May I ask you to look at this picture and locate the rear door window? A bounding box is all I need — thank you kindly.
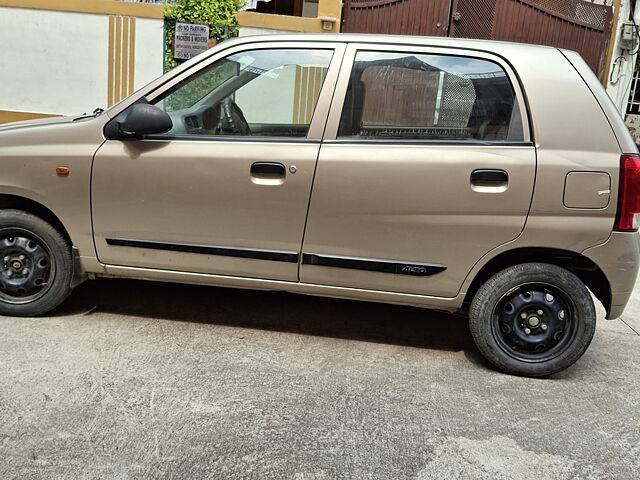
[338,51,523,142]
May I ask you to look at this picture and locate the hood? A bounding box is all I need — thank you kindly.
[0,115,77,133]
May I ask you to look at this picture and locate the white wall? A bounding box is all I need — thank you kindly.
[605,1,640,114]
[134,17,165,90]
[0,7,163,116]
[0,8,108,115]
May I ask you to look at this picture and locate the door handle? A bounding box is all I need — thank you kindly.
[250,162,286,185]
[471,169,508,184]
[250,162,286,177]
[470,169,508,193]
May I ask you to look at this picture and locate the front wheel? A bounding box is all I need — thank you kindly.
[469,263,596,377]
[0,210,73,316]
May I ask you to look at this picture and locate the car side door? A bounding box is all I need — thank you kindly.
[300,43,536,297]
[92,41,344,282]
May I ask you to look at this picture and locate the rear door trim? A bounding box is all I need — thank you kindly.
[302,253,447,276]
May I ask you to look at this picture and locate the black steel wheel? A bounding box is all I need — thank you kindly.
[492,283,578,363]
[0,210,73,316]
[0,230,55,304]
[469,263,596,377]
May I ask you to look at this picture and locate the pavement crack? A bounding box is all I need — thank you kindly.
[620,317,640,336]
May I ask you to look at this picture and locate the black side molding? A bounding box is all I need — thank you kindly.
[105,239,447,275]
[302,254,446,277]
[106,238,299,263]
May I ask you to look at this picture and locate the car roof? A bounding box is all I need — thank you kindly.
[227,32,558,54]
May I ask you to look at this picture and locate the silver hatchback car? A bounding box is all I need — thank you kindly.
[0,34,638,376]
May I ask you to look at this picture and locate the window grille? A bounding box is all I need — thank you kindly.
[627,61,640,115]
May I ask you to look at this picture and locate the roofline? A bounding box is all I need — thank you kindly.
[104,32,561,120]
[227,33,559,53]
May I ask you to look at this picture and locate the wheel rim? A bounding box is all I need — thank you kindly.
[0,228,55,305]
[491,282,578,363]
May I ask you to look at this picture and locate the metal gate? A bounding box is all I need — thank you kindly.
[449,0,613,76]
[341,0,452,36]
[342,0,613,76]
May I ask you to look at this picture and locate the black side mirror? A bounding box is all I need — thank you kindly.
[104,102,173,140]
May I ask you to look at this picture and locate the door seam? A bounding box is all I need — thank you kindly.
[296,44,348,281]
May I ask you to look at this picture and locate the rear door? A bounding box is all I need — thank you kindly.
[300,43,535,297]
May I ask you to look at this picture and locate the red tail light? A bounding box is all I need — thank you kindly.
[614,154,640,232]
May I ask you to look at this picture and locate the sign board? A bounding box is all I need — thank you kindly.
[174,22,210,60]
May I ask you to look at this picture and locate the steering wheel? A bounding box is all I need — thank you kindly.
[216,97,251,136]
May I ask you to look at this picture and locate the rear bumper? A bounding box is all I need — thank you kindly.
[583,232,640,319]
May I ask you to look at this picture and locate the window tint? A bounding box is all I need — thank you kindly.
[153,49,333,138]
[338,51,523,142]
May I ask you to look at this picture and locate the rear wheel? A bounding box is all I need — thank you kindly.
[469,263,596,377]
[0,210,73,316]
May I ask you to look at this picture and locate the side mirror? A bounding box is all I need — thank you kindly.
[104,103,172,140]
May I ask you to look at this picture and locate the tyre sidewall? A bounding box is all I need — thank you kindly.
[469,263,596,377]
[0,210,72,316]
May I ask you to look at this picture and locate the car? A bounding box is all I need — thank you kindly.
[1,34,638,376]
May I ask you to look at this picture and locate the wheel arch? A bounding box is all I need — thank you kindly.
[0,194,73,246]
[462,247,611,316]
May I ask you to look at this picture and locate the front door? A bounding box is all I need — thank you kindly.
[92,43,343,281]
[300,44,536,297]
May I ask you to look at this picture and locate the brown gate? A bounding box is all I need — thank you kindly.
[449,0,613,76]
[341,0,452,36]
[341,0,613,77]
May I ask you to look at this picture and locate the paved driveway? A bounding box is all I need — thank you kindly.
[1,277,639,479]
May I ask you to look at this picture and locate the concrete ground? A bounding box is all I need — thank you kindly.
[0,277,639,480]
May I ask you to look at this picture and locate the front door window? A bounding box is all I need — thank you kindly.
[152,49,333,138]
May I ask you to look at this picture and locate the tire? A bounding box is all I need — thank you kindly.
[0,209,73,316]
[469,263,596,377]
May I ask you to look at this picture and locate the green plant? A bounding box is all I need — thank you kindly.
[163,0,245,71]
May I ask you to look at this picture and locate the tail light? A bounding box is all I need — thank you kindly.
[614,154,640,232]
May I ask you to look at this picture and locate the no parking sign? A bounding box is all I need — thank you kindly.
[174,22,210,60]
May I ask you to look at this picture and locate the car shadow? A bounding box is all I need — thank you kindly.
[54,277,487,365]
